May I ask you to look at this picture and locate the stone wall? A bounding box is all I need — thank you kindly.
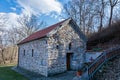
[18,38,48,76]
[85,52,102,63]
[47,24,86,75]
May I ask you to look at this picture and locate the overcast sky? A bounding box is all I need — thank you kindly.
[0,0,70,29]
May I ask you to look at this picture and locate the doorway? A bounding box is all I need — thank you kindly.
[66,53,73,70]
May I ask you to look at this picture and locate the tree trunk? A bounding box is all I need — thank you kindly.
[99,15,103,32]
[1,49,6,64]
[10,47,14,63]
[109,7,113,27]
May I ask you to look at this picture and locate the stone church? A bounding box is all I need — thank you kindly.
[17,18,87,77]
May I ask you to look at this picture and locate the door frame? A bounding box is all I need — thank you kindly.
[66,53,73,70]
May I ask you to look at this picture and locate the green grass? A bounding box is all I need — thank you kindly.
[0,63,28,80]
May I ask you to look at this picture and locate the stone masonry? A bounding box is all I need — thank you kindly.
[47,23,86,75]
[18,39,48,76]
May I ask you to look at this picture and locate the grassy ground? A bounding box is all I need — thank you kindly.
[0,63,28,80]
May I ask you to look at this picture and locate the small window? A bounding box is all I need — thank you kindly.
[23,49,25,56]
[32,49,34,57]
[69,43,72,50]
[56,45,59,49]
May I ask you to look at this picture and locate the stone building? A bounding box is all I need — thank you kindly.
[17,18,87,77]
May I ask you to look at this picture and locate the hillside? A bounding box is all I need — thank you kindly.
[93,53,120,80]
[87,20,120,50]
[86,20,120,80]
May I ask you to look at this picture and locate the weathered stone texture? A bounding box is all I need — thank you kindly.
[47,24,86,75]
[18,39,48,76]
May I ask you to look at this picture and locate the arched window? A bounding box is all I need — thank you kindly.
[69,42,72,50]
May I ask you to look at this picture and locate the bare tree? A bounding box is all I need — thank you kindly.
[0,14,46,64]
[0,15,7,64]
[64,0,98,35]
[109,0,119,27]
[97,0,107,32]
[17,14,46,39]
[0,15,8,32]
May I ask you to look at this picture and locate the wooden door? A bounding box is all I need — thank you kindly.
[66,53,72,70]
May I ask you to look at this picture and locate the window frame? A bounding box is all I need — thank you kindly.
[32,49,34,57]
[23,49,25,56]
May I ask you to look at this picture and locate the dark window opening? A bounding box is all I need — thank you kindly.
[59,25,62,27]
[32,49,34,57]
[56,45,59,49]
[23,50,25,56]
[69,43,72,50]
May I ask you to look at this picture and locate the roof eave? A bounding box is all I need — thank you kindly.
[17,36,47,45]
